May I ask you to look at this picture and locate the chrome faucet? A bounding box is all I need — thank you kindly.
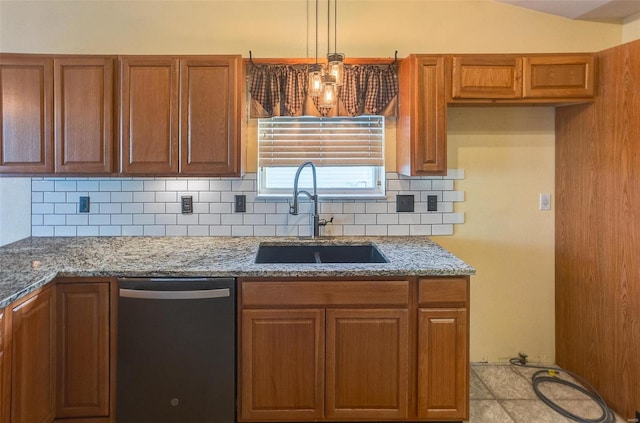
[289,161,332,238]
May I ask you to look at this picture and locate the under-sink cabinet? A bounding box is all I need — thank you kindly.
[238,276,470,422]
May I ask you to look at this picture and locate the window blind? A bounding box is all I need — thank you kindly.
[258,116,384,167]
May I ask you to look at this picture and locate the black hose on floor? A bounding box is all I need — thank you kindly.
[509,357,617,423]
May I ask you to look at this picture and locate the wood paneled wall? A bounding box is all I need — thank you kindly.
[556,39,640,419]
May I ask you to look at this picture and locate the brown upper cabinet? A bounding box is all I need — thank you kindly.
[119,55,244,176]
[449,54,595,103]
[0,54,114,175]
[54,57,114,174]
[397,55,447,176]
[0,55,54,174]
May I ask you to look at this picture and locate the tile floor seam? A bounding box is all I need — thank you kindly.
[471,365,501,399]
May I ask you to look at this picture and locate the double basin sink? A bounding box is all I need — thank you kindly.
[255,243,388,264]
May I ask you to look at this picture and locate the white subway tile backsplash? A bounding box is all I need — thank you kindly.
[77,226,100,236]
[432,224,454,236]
[30,172,465,238]
[54,181,76,191]
[188,180,210,192]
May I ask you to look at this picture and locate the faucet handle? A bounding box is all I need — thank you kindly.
[318,216,334,227]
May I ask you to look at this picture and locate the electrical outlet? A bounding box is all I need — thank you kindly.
[235,195,246,213]
[79,196,90,213]
[427,195,438,212]
[181,196,193,214]
[396,195,414,212]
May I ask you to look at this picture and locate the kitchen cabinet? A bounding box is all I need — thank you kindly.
[0,54,53,174]
[325,309,409,420]
[120,55,243,176]
[0,309,7,423]
[241,309,325,421]
[120,56,179,174]
[54,57,114,174]
[55,280,111,419]
[0,54,115,175]
[397,55,447,176]
[450,55,522,99]
[417,278,469,420]
[9,286,55,423]
[239,279,410,421]
[449,54,595,103]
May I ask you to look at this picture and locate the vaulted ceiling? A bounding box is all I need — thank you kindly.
[494,0,640,20]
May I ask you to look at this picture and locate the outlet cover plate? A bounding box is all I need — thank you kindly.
[79,196,90,213]
[427,195,438,212]
[235,195,246,213]
[181,196,193,214]
[396,195,414,213]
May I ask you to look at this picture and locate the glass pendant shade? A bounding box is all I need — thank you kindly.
[319,74,337,108]
[327,53,345,86]
[308,64,324,97]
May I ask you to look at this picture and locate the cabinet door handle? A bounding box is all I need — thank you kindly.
[119,288,230,300]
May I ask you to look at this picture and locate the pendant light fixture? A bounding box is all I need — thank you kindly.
[308,0,323,97]
[327,0,344,86]
[319,74,337,108]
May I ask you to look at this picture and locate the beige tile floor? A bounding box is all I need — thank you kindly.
[469,364,628,423]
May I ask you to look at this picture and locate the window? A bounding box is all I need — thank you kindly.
[257,116,385,198]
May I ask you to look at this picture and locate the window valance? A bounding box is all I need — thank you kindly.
[249,63,398,118]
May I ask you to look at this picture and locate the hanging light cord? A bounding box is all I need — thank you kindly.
[334,0,338,54]
[509,356,616,423]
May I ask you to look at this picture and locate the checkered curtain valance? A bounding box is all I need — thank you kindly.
[249,63,397,118]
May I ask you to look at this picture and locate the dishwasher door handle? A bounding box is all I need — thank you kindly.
[119,288,231,300]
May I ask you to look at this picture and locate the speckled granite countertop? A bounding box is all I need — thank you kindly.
[0,236,475,308]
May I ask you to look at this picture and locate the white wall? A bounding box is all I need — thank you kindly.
[0,178,31,246]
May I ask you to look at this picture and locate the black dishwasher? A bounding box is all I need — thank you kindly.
[117,277,235,423]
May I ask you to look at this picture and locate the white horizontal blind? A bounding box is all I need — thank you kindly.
[258,116,384,167]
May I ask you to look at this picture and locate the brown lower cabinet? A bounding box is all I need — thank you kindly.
[9,285,56,423]
[239,276,469,422]
[1,278,114,423]
[55,280,111,419]
[0,308,8,423]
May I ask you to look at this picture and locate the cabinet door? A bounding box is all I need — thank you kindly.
[0,55,53,174]
[0,309,7,423]
[54,57,114,174]
[523,55,595,98]
[451,55,522,99]
[180,56,242,176]
[397,55,446,176]
[325,309,409,420]
[120,57,179,174]
[418,308,468,420]
[241,309,324,421]
[11,287,55,423]
[56,282,110,418]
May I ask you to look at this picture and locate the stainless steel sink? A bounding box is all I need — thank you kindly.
[254,243,388,264]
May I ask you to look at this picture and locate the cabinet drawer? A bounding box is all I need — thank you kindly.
[418,278,468,306]
[242,280,409,307]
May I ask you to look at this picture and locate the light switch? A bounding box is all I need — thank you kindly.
[539,193,551,210]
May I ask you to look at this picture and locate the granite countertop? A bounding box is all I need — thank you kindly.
[0,236,475,308]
